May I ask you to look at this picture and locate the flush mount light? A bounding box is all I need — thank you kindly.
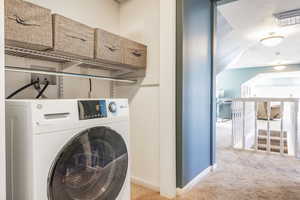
[274,65,287,71]
[260,35,284,47]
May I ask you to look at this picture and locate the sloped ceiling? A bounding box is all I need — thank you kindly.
[217,0,300,70]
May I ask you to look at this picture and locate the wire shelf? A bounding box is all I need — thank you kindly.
[5,46,144,79]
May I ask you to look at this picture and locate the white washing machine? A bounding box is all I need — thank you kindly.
[5,99,130,200]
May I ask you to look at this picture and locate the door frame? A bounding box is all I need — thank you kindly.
[159,0,177,198]
[1,0,6,199]
[159,0,218,198]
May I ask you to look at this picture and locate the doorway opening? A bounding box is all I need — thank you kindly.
[214,0,300,198]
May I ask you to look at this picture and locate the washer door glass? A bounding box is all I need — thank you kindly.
[48,126,128,200]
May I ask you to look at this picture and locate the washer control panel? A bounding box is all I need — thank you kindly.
[78,100,107,120]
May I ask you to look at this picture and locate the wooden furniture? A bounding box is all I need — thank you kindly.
[52,14,94,59]
[5,0,53,50]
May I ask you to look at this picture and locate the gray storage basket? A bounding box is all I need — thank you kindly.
[52,14,94,59]
[122,39,147,69]
[95,28,123,64]
[5,0,53,50]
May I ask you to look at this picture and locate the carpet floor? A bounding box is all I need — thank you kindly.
[131,121,300,200]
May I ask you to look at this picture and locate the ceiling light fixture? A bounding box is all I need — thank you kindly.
[260,35,284,47]
[274,65,287,71]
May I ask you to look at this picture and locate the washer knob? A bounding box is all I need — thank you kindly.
[109,102,117,113]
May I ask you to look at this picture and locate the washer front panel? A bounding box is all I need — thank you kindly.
[48,126,128,200]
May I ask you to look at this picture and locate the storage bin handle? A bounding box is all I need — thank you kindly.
[130,48,143,57]
[104,44,120,52]
[8,15,40,27]
[65,34,87,42]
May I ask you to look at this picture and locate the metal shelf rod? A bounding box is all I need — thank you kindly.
[5,66,137,84]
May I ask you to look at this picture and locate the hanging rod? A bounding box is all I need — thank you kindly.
[5,66,137,84]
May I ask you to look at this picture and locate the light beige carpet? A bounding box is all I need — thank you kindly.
[131,121,300,200]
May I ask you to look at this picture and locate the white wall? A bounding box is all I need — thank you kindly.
[0,0,6,198]
[5,0,120,99]
[117,0,161,190]
[116,85,160,190]
[119,0,160,85]
[27,0,120,33]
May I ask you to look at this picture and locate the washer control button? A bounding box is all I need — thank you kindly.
[109,102,117,113]
[36,104,43,110]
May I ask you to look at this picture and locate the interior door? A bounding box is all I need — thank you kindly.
[48,126,128,200]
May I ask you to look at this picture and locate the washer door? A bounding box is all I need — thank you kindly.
[48,126,128,200]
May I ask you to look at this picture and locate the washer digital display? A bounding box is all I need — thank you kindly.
[78,100,107,120]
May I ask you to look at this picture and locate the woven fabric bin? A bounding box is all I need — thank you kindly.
[122,39,147,69]
[95,28,123,64]
[5,0,53,50]
[52,14,94,59]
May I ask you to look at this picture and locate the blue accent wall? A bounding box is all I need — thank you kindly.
[217,65,300,98]
[176,0,214,188]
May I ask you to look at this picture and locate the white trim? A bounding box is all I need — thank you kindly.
[0,0,6,199]
[131,177,160,192]
[212,163,218,171]
[176,165,214,195]
[159,0,177,199]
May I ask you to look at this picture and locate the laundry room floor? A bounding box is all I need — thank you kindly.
[131,121,300,200]
[131,184,168,200]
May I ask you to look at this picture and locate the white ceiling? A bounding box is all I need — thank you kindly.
[217,0,300,69]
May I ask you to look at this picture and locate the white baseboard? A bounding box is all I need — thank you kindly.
[176,165,215,195]
[131,177,160,192]
[212,163,217,171]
